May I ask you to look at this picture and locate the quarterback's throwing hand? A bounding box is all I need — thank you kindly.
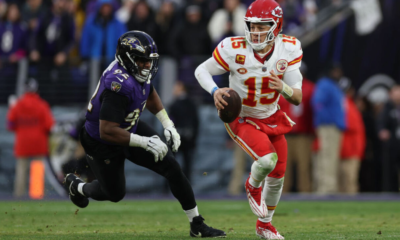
[164,125,181,152]
[213,87,233,111]
[268,70,283,92]
[146,135,168,162]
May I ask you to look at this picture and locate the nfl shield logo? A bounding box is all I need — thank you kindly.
[111,81,122,92]
[262,67,267,72]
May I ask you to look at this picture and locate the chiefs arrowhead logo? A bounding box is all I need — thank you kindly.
[237,68,248,74]
[272,6,283,18]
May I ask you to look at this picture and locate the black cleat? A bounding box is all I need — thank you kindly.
[190,215,226,238]
[64,173,89,208]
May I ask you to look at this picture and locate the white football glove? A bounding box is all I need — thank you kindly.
[129,134,168,162]
[164,124,181,152]
[155,109,181,152]
[145,135,168,162]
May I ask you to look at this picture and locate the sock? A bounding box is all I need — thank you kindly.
[184,206,199,222]
[78,183,86,196]
[249,173,263,188]
[259,177,284,223]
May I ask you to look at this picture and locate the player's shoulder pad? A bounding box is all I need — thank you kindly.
[277,34,302,53]
[103,68,134,97]
[218,36,248,53]
[213,36,247,71]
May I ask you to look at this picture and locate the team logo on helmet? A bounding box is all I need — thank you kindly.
[111,81,122,92]
[272,6,283,18]
[121,37,145,53]
[276,59,288,73]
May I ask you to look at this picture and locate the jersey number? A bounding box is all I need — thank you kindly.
[242,76,283,107]
[282,34,296,45]
[125,102,146,130]
[124,109,140,130]
[231,37,246,49]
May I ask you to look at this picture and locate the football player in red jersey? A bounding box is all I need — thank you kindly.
[196,0,304,238]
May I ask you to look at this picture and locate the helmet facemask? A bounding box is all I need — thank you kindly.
[117,52,159,83]
[244,20,277,51]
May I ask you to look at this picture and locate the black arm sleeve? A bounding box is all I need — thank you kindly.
[99,89,130,123]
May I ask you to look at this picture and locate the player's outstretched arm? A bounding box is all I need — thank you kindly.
[146,88,181,152]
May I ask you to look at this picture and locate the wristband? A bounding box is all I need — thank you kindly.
[211,86,219,97]
[129,133,146,148]
[155,109,174,128]
[280,81,294,99]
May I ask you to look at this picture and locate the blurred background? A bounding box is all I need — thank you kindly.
[0,0,399,199]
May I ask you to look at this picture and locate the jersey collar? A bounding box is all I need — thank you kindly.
[253,44,275,64]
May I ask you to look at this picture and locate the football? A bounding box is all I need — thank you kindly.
[218,89,242,123]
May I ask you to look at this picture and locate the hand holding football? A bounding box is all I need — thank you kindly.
[218,89,242,123]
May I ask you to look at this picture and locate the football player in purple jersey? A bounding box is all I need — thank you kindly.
[64,31,226,238]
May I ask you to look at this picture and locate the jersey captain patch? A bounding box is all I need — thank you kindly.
[236,54,246,65]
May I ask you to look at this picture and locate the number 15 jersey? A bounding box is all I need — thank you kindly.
[213,34,303,119]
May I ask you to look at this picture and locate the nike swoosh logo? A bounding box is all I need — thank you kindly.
[267,124,277,128]
[116,76,124,82]
[190,231,202,237]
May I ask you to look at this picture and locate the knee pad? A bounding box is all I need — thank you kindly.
[266,177,284,191]
[254,153,278,175]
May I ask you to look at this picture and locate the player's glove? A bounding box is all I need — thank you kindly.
[164,123,181,152]
[129,134,168,162]
[155,109,181,152]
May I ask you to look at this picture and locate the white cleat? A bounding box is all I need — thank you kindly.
[256,220,284,239]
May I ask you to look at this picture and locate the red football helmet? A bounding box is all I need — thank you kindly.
[244,0,284,51]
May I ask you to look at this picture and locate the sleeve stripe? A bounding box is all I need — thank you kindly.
[288,54,303,66]
[213,48,230,71]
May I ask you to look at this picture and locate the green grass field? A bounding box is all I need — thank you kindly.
[0,200,399,239]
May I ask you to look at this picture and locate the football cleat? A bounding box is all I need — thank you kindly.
[190,215,226,238]
[245,175,268,218]
[256,220,284,239]
[64,173,89,208]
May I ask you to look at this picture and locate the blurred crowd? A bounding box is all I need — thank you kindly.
[0,0,327,104]
[4,0,399,197]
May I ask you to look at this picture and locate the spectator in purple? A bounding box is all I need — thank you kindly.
[29,0,75,104]
[0,3,28,102]
[21,0,48,36]
[80,0,126,66]
[29,0,75,66]
[280,0,304,32]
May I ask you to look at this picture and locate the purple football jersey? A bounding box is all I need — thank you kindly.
[85,60,151,144]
